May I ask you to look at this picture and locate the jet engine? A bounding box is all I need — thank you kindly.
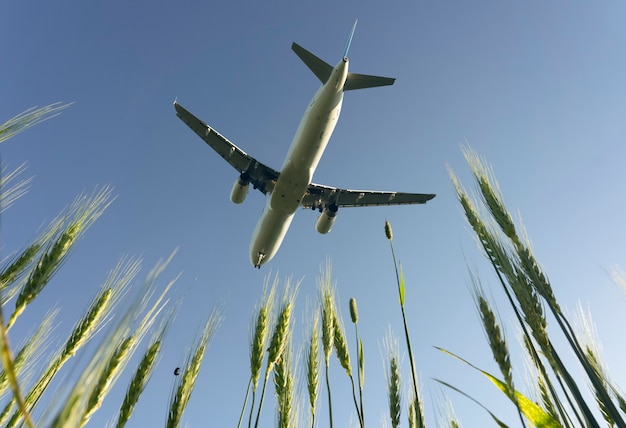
[230,174,250,204]
[316,203,338,234]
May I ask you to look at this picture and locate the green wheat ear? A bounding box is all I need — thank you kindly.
[167,309,221,428]
[385,219,393,241]
[0,309,57,396]
[0,103,71,144]
[251,276,277,388]
[305,310,320,426]
[0,163,32,214]
[8,186,115,329]
[115,326,166,428]
[253,280,297,428]
[349,298,358,324]
[2,258,140,428]
[384,332,402,428]
[239,275,278,428]
[273,329,295,428]
[332,310,351,378]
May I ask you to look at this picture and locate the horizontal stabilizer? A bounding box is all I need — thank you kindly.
[344,72,395,91]
[292,42,332,84]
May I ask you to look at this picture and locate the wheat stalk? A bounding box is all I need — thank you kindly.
[50,254,173,428]
[2,258,139,428]
[114,334,163,428]
[451,148,621,427]
[166,309,221,428]
[8,186,115,329]
[82,255,179,427]
[0,163,32,214]
[273,330,294,428]
[319,265,335,428]
[254,281,296,428]
[81,335,135,426]
[384,333,401,428]
[240,276,277,428]
[384,220,425,427]
[0,309,57,399]
[332,308,362,426]
[0,103,71,144]
[349,297,365,425]
[305,310,320,427]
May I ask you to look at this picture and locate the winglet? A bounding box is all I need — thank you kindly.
[343,19,358,59]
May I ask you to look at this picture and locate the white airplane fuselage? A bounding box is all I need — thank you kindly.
[249,58,349,267]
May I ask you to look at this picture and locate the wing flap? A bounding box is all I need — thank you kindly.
[174,102,280,194]
[303,183,435,208]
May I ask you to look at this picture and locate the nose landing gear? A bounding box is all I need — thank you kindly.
[253,252,266,269]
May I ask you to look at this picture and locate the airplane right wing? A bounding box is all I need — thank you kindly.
[174,102,280,194]
[302,183,435,209]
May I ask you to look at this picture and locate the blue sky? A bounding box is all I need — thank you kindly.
[3,1,626,426]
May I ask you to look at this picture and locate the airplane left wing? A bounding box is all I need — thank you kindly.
[174,102,280,194]
[302,183,435,209]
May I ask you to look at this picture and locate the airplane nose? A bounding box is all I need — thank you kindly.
[252,252,266,269]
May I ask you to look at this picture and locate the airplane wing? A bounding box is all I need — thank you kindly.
[302,183,435,209]
[174,101,280,194]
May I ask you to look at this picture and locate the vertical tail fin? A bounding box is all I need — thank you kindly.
[343,19,358,59]
[292,19,395,91]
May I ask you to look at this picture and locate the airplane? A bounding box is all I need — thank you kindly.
[174,21,435,268]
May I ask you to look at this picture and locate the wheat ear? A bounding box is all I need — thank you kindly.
[166,309,221,428]
[319,264,335,428]
[384,333,401,428]
[305,310,320,427]
[254,280,296,428]
[8,186,114,329]
[241,275,277,428]
[0,103,72,143]
[273,330,294,428]
[2,258,139,428]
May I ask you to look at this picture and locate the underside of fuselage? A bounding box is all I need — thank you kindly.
[174,25,417,269]
[248,59,349,268]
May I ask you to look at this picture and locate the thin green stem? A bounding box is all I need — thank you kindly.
[253,373,269,428]
[237,378,251,428]
[325,361,333,428]
[388,240,420,420]
[354,324,364,426]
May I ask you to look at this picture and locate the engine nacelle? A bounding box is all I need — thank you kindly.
[316,204,338,234]
[230,176,250,204]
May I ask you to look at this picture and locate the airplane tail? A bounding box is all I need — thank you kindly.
[291,42,333,85]
[291,21,395,91]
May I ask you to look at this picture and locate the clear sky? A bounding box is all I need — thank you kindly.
[3,1,626,426]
